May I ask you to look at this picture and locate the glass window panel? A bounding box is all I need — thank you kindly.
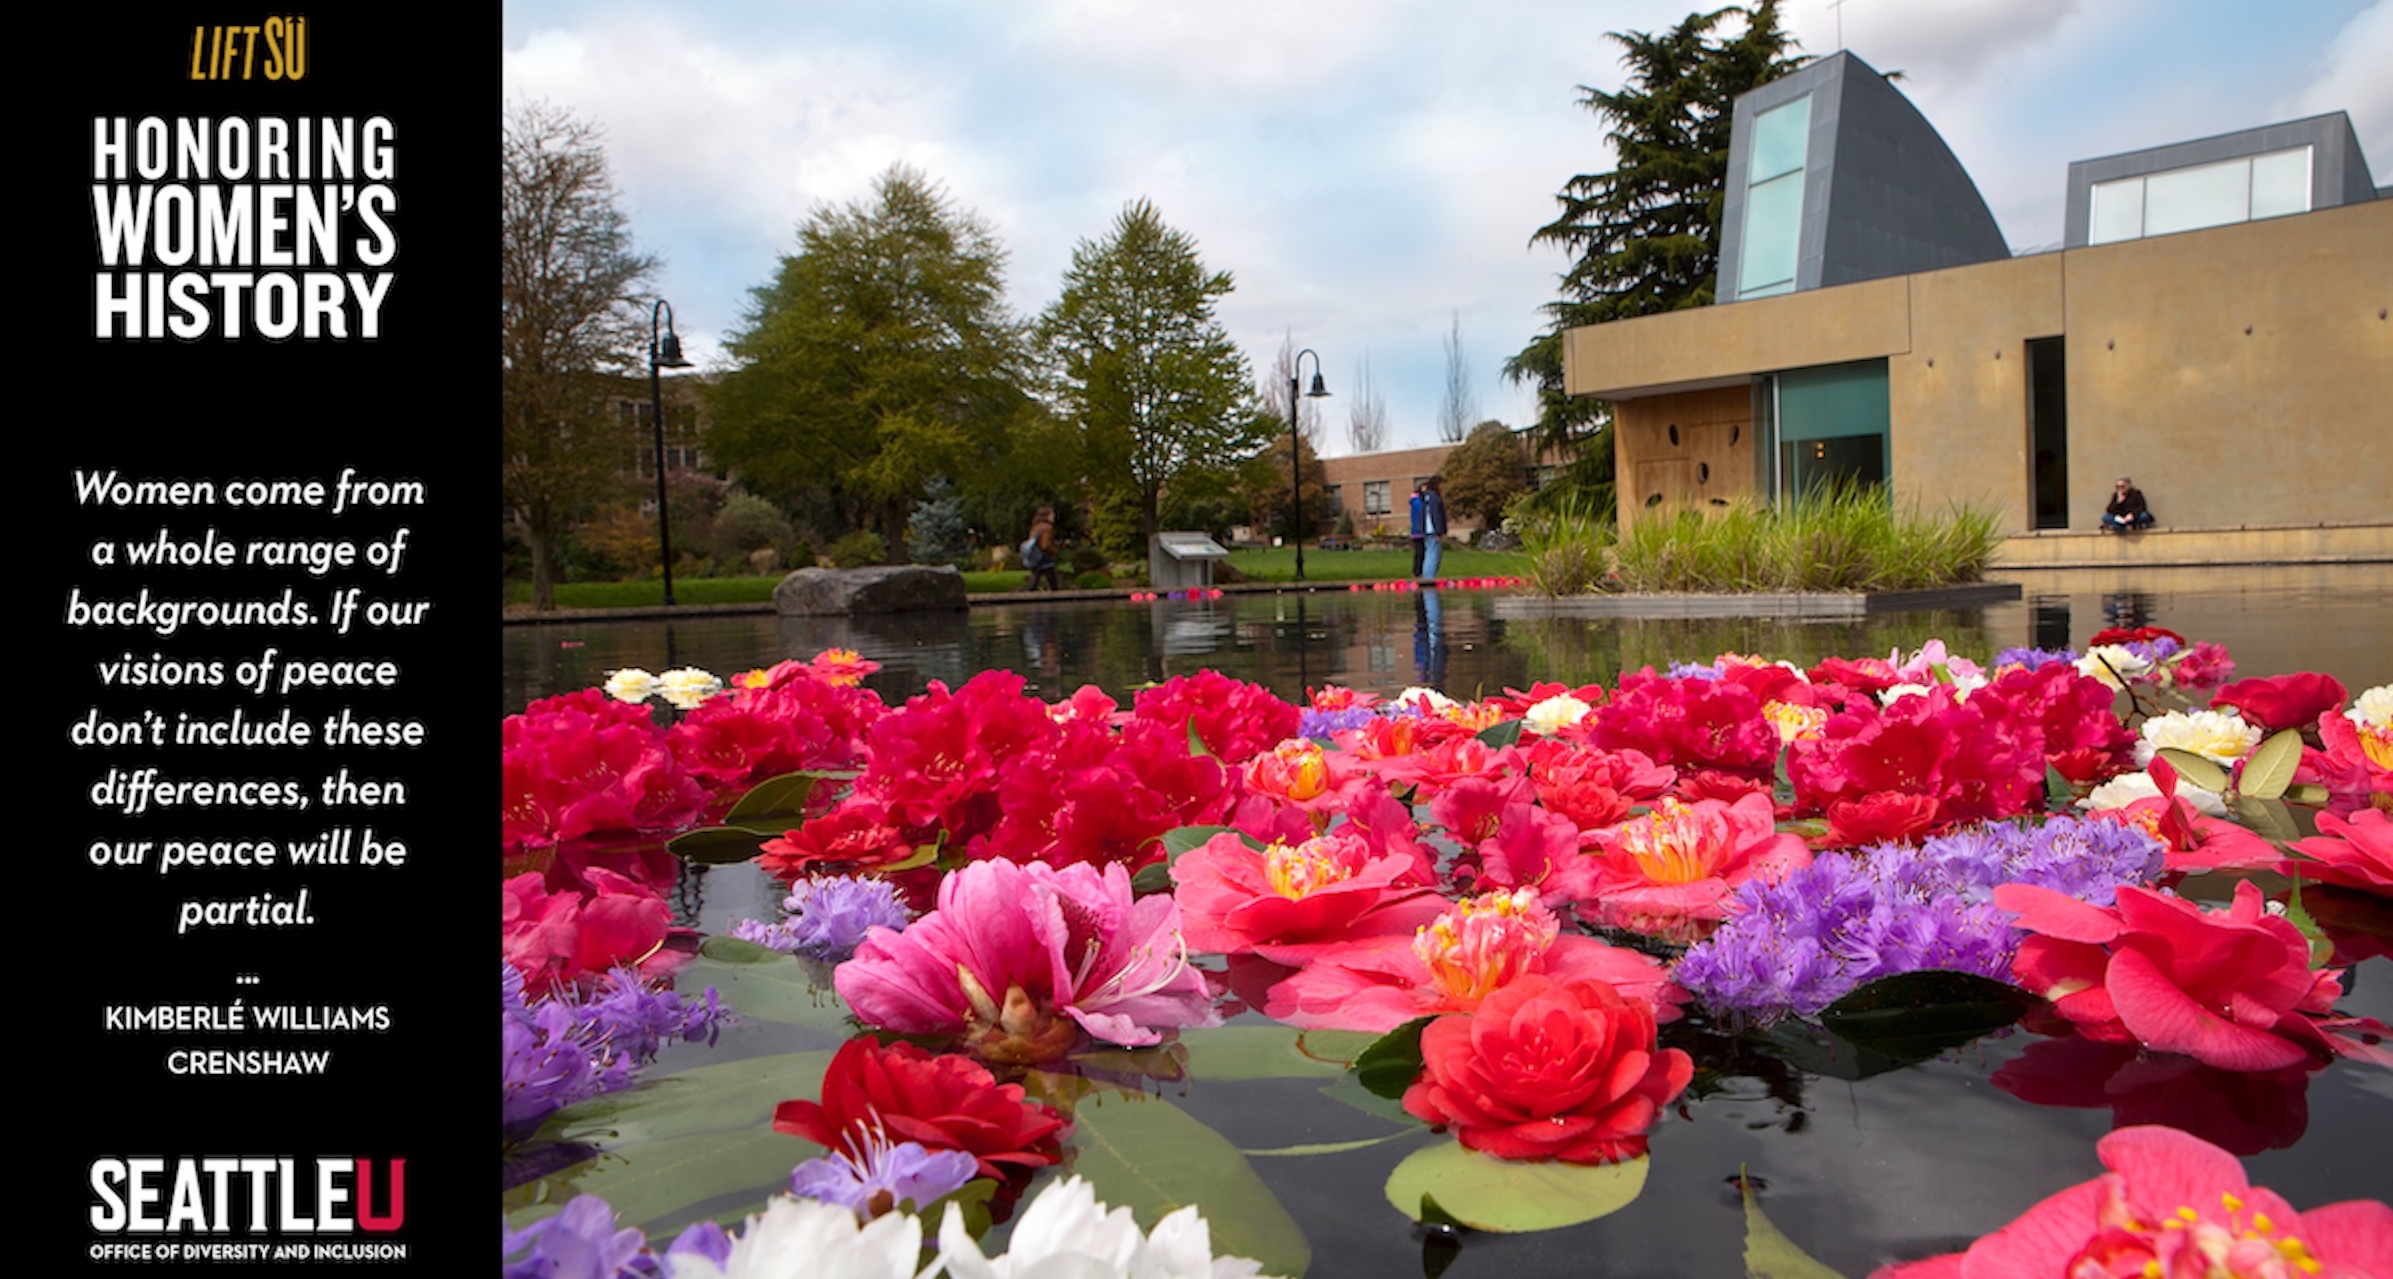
[2089,178,2145,245]
[2251,146,2311,219]
[1748,96,1811,182]
[1738,172,1804,296]
[2144,157,2250,237]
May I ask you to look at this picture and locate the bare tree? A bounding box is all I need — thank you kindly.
[1346,351,1388,454]
[1437,311,1476,444]
[501,101,658,609]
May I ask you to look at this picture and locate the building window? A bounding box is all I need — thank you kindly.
[1737,95,1811,299]
[1363,480,1391,515]
[2088,146,2311,245]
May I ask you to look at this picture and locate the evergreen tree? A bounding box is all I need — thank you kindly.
[905,476,971,565]
[1505,4,1805,508]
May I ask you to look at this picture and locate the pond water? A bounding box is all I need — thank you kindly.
[502,565,2393,1277]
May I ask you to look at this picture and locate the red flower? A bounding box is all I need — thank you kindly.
[772,1037,1068,1187]
[501,868,673,995]
[1402,975,1692,1164]
[1132,670,1299,765]
[502,690,708,852]
[1871,1125,2391,1279]
[1591,671,1781,782]
[2212,672,2348,733]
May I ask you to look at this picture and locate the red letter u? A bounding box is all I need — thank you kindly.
[354,1159,404,1232]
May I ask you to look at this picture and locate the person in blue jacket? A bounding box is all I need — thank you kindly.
[1418,476,1448,581]
[1407,481,1428,578]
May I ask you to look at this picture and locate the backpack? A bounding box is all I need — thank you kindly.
[1020,533,1045,568]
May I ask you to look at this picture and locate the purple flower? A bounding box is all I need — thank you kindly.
[1296,706,1382,738]
[1992,646,2077,672]
[1665,660,1726,681]
[502,966,727,1134]
[778,876,913,962]
[788,1130,978,1219]
[502,1195,647,1279]
[1673,817,2162,1020]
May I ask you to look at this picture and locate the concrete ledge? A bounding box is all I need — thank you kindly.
[1494,581,2020,620]
[1995,522,2392,570]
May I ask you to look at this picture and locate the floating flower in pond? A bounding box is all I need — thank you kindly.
[1172,829,1442,962]
[1242,738,1368,814]
[733,875,912,962]
[1762,699,1827,745]
[503,869,676,995]
[1264,889,1683,1034]
[935,1175,1288,1279]
[2077,643,2154,691]
[1868,1125,2392,1279]
[773,1037,1067,1200]
[2281,808,2393,897]
[1402,974,1693,1165]
[1578,794,1811,921]
[657,666,724,710]
[667,1191,928,1279]
[2137,708,2264,767]
[502,1194,650,1278]
[787,1128,977,1221]
[1523,691,1595,736]
[1525,741,1674,836]
[1134,670,1300,765]
[834,858,1215,1060]
[1592,671,1781,782]
[809,647,879,687]
[603,667,661,704]
[503,689,709,852]
[2001,879,2368,1071]
[2212,671,2348,733]
[502,965,722,1135]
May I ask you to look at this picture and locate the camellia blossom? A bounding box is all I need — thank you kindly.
[1523,692,1595,736]
[2281,808,2393,896]
[1577,794,1812,921]
[2077,643,2154,691]
[1402,974,1693,1165]
[935,1175,1287,1279]
[1172,829,1443,962]
[773,1037,1068,1193]
[2001,879,2366,1071]
[2136,708,2264,768]
[835,858,1216,1061]
[1869,1125,2392,1279]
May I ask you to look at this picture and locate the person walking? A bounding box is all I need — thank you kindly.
[1022,506,1061,590]
[1418,476,1449,582]
[1407,480,1428,578]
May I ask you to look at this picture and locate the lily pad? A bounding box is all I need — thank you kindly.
[1383,1141,1647,1232]
[1816,971,2037,1062]
[1069,1093,1311,1277]
[1174,1025,1357,1081]
[1743,1174,1849,1278]
[673,949,855,1032]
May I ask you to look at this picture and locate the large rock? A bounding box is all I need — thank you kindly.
[773,565,968,616]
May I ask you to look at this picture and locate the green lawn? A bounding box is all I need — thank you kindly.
[504,546,1532,610]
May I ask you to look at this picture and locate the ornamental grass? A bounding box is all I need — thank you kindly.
[1540,486,2002,595]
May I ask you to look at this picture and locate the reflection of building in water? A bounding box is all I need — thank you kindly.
[1558,50,2386,545]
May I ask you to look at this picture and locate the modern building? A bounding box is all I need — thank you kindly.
[1562,51,2390,549]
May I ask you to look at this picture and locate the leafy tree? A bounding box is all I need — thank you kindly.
[501,102,658,609]
[709,166,1036,556]
[1505,3,1804,507]
[1437,313,1476,444]
[1440,420,1531,525]
[1041,200,1267,544]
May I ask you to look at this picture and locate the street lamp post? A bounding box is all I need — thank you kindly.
[648,299,693,605]
[1288,348,1330,583]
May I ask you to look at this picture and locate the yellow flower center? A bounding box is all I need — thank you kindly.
[1264,837,1356,900]
[1412,889,1557,1005]
[1762,700,1827,745]
[2360,722,2393,771]
[1614,799,1733,886]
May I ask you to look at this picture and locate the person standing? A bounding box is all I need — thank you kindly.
[1023,506,1061,590]
[1407,480,1428,578]
[1419,476,1449,581]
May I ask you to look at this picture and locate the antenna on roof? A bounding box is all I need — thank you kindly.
[1826,0,1849,52]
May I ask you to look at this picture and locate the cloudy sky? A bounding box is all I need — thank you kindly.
[503,0,2390,454]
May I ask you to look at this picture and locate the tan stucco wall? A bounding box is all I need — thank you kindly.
[1566,200,2393,534]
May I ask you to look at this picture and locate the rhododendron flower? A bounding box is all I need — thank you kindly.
[503,869,674,994]
[835,859,1215,1060]
[1263,889,1683,1033]
[759,799,916,881]
[1172,829,1443,961]
[1309,684,1379,711]
[1578,794,1811,920]
[503,690,710,852]
[2001,880,2365,1071]
[773,1037,1067,1191]
[2136,708,2263,767]
[1592,671,1781,781]
[2212,671,2347,733]
[1869,1125,2391,1279]
[2281,808,2393,896]
[1789,686,2045,842]
[1402,975,1693,1165]
[1134,670,1300,765]
[1975,661,2137,784]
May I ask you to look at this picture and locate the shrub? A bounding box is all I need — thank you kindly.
[826,529,888,569]
[1069,545,1108,575]
[711,492,795,572]
[1074,570,1116,590]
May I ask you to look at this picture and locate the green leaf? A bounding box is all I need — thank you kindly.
[1070,1094,1310,1278]
[2045,764,2074,809]
[1161,825,1241,862]
[1352,1017,1436,1101]
[726,771,849,825]
[1129,862,1175,897]
[505,1050,835,1237]
[2238,729,2303,801]
[1474,718,1525,749]
[1816,971,2038,1063]
[1743,1172,1849,1278]
[1188,719,1214,758]
[1757,1020,1911,1082]
[667,825,776,864]
[696,936,787,964]
[2155,748,2230,793]
[1173,1025,1356,1081]
[2229,794,2304,843]
[1383,1141,1646,1232]
[2283,877,2335,970]
[2286,784,2331,805]
[672,950,855,1032]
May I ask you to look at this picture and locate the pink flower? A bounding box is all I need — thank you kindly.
[502,690,708,852]
[836,859,1216,1062]
[2212,672,2347,733]
[1132,670,1299,765]
[1242,738,1372,816]
[1262,889,1684,1034]
[2000,880,2360,1071]
[2281,808,2393,896]
[1871,1125,2391,1279]
[1591,671,1781,782]
[1578,794,1811,920]
[1171,829,1443,961]
[502,868,673,995]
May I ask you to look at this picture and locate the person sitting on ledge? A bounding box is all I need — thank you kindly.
[2102,477,2154,532]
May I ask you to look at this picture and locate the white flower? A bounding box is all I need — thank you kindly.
[1522,693,1593,735]
[668,1194,926,1279]
[2351,684,2393,730]
[657,666,724,710]
[1878,682,1937,707]
[604,667,661,703]
[935,1176,1283,1279]
[2134,709,2262,768]
[2075,645,2151,691]
[1393,686,1454,712]
[2079,770,2227,817]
